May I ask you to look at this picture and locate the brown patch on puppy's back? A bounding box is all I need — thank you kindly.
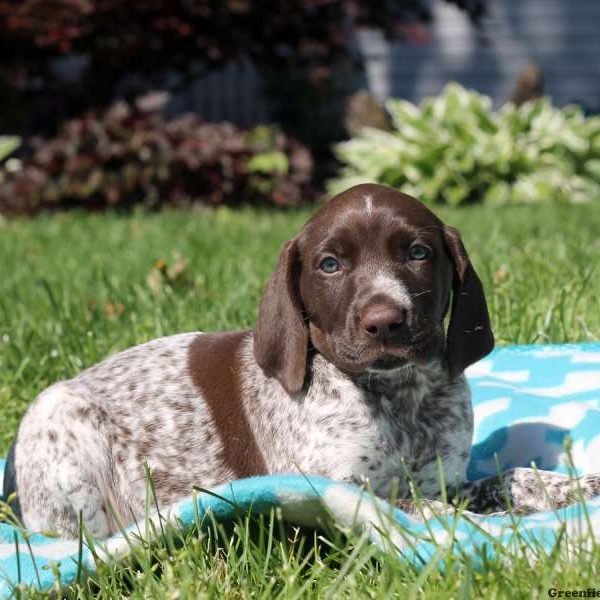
[187,331,268,478]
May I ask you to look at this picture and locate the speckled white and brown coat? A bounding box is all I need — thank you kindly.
[7,184,600,538]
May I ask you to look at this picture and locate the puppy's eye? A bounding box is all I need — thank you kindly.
[319,257,341,274]
[408,244,430,261]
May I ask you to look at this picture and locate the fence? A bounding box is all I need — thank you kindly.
[166,0,600,126]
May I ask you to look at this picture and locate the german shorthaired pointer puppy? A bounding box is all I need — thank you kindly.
[4,184,599,538]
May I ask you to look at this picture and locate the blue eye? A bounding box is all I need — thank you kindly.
[409,244,430,261]
[319,257,341,273]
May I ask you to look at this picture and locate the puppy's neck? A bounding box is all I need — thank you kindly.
[308,350,446,401]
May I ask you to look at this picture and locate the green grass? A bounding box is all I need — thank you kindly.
[1,202,600,597]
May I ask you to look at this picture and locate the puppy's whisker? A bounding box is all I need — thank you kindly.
[410,290,432,299]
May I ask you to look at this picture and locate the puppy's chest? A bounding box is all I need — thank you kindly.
[291,378,472,496]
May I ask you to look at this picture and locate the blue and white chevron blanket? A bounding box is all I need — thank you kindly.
[2,343,600,596]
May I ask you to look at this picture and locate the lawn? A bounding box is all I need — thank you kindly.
[1,202,600,597]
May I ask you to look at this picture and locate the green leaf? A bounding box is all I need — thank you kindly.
[0,136,20,162]
[246,151,289,175]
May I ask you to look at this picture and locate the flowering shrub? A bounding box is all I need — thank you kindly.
[0,100,315,214]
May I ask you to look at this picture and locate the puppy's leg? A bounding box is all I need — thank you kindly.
[453,468,600,514]
[15,382,113,538]
[395,469,600,521]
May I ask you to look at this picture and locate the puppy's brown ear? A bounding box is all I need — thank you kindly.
[444,226,494,377]
[253,239,308,395]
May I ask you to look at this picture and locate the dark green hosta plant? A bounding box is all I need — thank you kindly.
[329,83,600,205]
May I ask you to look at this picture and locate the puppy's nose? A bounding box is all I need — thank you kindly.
[361,303,406,340]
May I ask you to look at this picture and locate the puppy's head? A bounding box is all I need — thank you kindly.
[254,184,494,394]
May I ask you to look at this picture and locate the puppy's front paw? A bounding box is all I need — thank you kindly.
[461,468,600,515]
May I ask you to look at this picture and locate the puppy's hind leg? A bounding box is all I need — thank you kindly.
[15,382,114,538]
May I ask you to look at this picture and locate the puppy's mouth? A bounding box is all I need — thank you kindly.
[363,335,440,373]
[329,329,443,376]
